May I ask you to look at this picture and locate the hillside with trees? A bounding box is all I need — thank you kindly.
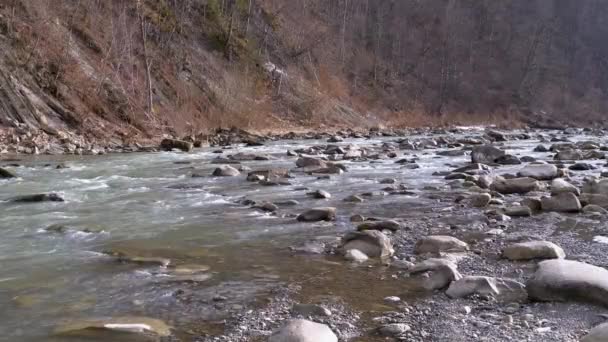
[0,0,607,142]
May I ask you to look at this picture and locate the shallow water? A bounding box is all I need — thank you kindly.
[0,130,604,341]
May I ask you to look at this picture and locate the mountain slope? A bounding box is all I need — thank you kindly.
[0,0,606,144]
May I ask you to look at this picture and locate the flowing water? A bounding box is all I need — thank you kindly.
[0,131,602,341]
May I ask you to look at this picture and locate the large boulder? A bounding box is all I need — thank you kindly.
[446,276,526,302]
[583,178,608,195]
[517,163,558,180]
[582,323,608,342]
[541,193,581,213]
[212,165,241,177]
[527,260,608,306]
[269,319,337,342]
[502,241,565,260]
[297,208,336,222]
[160,138,193,152]
[550,178,580,196]
[490,177,541,194]
[414,236,469,254]
[408,258,462,290]
[341,230,394,259]
[471,145,505,164]
[580,193,608,209]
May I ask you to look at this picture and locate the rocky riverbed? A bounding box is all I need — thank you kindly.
[2,126,608,341]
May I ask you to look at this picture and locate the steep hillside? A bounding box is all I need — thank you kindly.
[0,0,607,147]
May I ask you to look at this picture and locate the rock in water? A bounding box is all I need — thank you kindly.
[502,241,565,260]
[550,178,580,196]
[297,207,337,222]
[0,167,15,178]
[268,319,337,342]
[414,236,469,254]
[490,177,541,194]
[212,165,241,177]
[582,323,608,342]
[408,258,462,290]
[527,259,608,306]
[466,193,492,208]
[160,138,193,152]
[344,249,369,262]
[471,145,505,164]
[54,316,171,338]
[517,163,558,180]
[541,192,581,213]
[11,193,64,203]
[357,220,401,231]
[446,276,526,301]
[341,230,394,259]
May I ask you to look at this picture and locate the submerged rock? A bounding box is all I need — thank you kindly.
[502,241,565,260]
[414,236,469,254]
[297,207,337,222]
[357,220,401,232]
[344,249,369,262]
[11,193,65,203]
[54,316,171,338]
[0,167,15,178]
[269,319,337,342]
[527,259,608,306]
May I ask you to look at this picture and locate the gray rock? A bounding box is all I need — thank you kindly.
[446,276,526,301]
[341,230,394,259]
[495,154,521,165]
[554,149,584,161]
[471,145,505,164]
[414,236,469,254]
[467,193,492,208]
[269,319,337,342]
[297,208,337,222]
[212,165,241,177]
[291,304,332,317]
[502,241,565,260]
[357,220,401,231]
[343,195,364,203]
[533,145,549,152]
[541,193,581,213]
[581,322,608,342]
[583,204,608,214]
[580,193,608,209]
[527,259,608,306]
[570,162,596,171]
[378,323,411,337]
[550,178,580,196]
[54,317,171,338]
[517,164,558,180]
[505,206,532,217]
[0,167,15,178]
[308,189,331,199]
[409,258,462,290]
[490,177,541,194]
[344,249,369,262]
